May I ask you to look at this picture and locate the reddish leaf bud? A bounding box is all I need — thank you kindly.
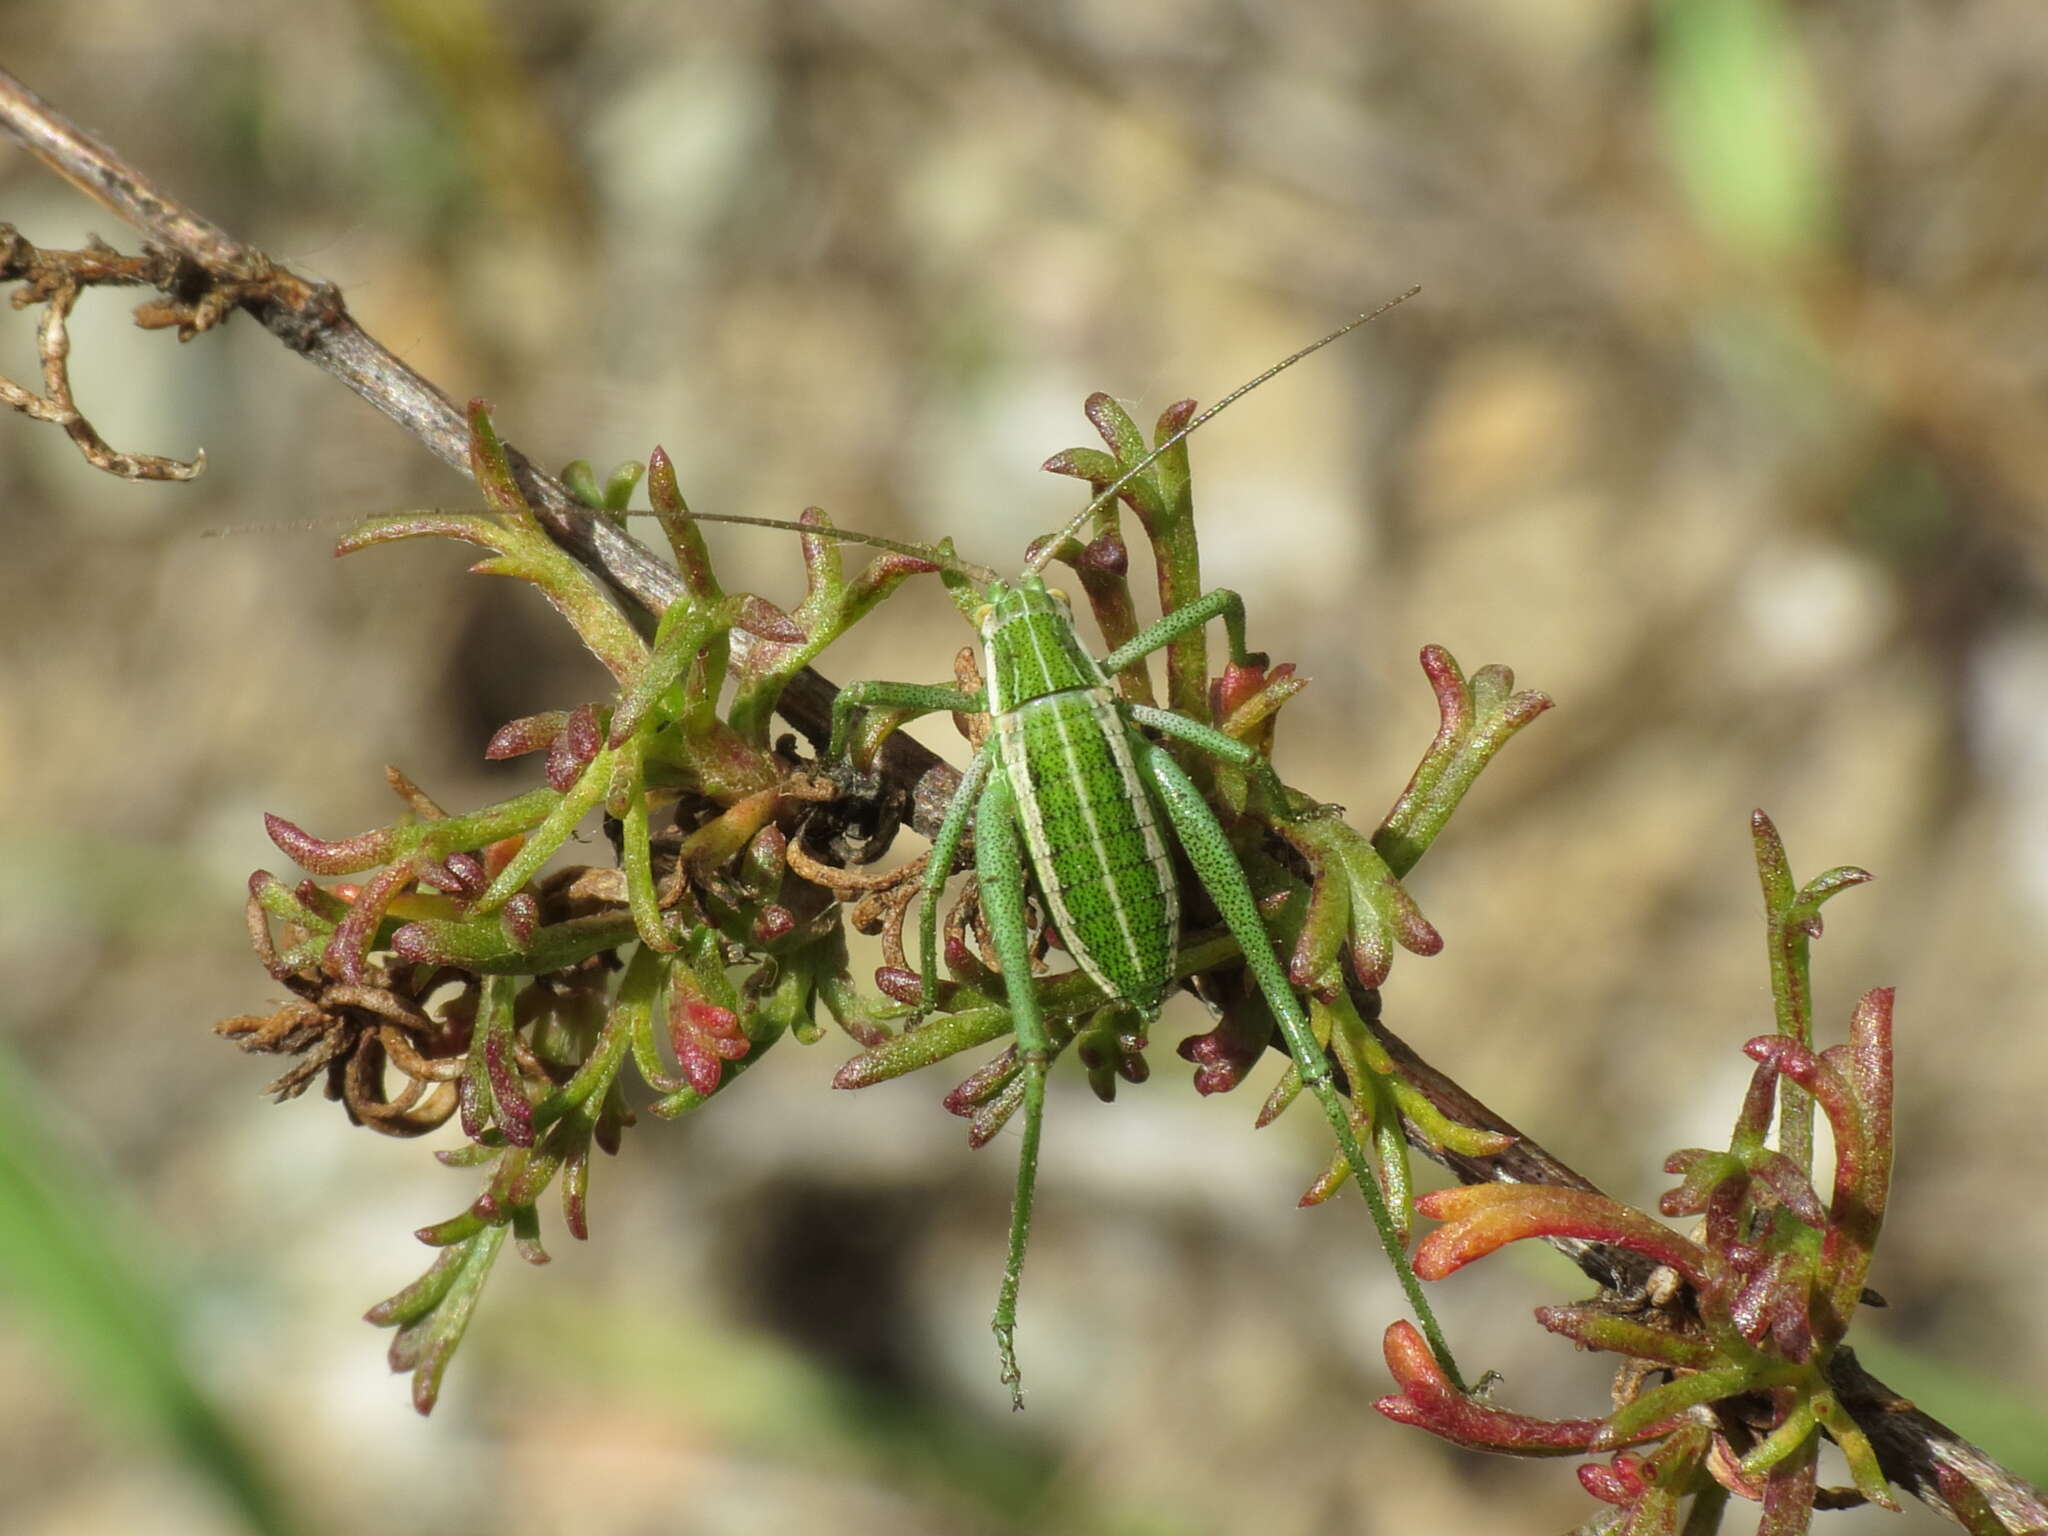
[1577,1456,1647,1505]
[484,1031,534,1148]
[441,852,486,896]
[499,893,540,949]
[546,704,601,791]
[1080,529,1128,577]
[667,994,748,1097]
[944,1050,1017,1117]
[264,812,394,875]
[874,967,925,1007]
[735,596,805,643]
[752,905,797,946]
[485,711,567,761]
[1374,1321,1609,1454]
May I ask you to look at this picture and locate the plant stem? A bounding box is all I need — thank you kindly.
[1751,810,1814,1174]
[1764,903,1815,1173]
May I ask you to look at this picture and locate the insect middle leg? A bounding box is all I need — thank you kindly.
[827,680,985,762]
[1095,590,1299,805]
[911,739,996,1015]
[971,771,1052,1410]
[1096,585,1258,674]
[828,680,994,1013]
[1125,703,1292,815]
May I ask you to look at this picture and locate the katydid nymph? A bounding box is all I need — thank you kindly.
[669,291,1463,1407]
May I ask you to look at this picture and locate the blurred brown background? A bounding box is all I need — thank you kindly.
[3,2,2046,1532]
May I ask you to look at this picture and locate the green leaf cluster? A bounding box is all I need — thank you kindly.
[220,397,1547,1412]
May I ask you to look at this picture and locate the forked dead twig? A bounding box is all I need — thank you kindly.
[0,225,203,479]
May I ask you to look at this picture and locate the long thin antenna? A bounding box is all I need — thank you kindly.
[204,506,1000,584]
[1022,286,1420,576]
[648,510,998,584]
[207,291,1415,573]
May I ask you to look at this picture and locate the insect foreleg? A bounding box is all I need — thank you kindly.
[827,680,985,762]
[914,739,997,1016]
[1097,586,1256,674]
[1133,737,1465,1391]
[1125,704,1293,816]
[972,771,1050,1411]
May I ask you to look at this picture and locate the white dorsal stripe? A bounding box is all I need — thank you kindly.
[1042,693,1144,974]
[993,688,1176,1009]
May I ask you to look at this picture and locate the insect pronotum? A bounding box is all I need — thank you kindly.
[659,290,1462,1406]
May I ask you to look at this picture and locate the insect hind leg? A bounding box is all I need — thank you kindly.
[1132,735,1466,1391]
[971,771,1050,1410]
[913,741,996,1020]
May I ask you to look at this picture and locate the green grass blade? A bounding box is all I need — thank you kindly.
[0,1045,295,1535]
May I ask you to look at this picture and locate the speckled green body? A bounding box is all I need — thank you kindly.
[826,560,1443,1409]
[979,578,1177,1018]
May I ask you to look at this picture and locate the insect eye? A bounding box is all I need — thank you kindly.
[972,604,995,631]
[1046,587,1071,608]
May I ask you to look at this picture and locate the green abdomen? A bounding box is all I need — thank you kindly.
[995,690,1178,1016]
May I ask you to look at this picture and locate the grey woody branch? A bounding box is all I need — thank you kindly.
[0,63,957,835]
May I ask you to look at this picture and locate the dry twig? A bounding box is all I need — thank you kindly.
[0,225,204,478]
